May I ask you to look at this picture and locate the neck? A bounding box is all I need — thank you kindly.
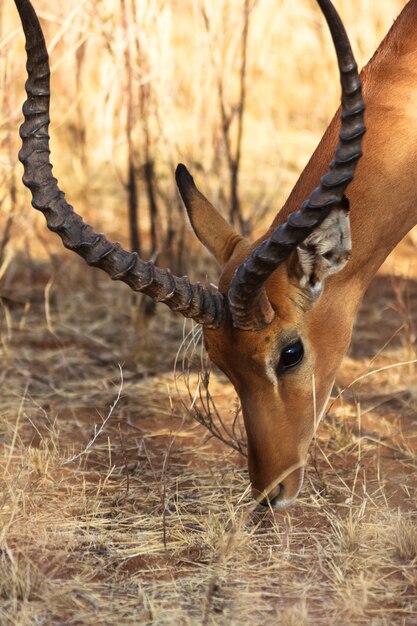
[271,0,417,295]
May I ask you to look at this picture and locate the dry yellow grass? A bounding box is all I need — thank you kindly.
[0,0,409,256]
[1,265,417,625]
[1,1,417,625]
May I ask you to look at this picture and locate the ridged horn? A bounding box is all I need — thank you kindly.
[228,0,365,331]
[14,0,224,329]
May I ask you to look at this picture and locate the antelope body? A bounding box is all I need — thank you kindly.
[14,0,417,509]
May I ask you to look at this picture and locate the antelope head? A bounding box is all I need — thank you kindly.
[15,0,364,508]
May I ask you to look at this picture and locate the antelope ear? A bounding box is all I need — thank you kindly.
[292,200,352,302]
[175,164,245,265]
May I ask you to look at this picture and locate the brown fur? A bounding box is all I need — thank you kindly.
[188,1,417,506]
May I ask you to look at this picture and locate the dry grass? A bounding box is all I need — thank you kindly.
[1,1,417,625]
[1,256,416,625]
[0,0,409,257]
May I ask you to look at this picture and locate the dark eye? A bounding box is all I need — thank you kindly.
[277,339,304,373]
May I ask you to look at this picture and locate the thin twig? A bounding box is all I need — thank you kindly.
[63,365,124,465]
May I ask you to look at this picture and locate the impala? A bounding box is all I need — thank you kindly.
[14,0,415,509]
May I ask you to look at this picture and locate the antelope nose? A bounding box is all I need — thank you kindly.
[252,467,305,510]
[256,483,283,508]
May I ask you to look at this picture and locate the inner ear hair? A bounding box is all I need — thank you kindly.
[291,198,352,302]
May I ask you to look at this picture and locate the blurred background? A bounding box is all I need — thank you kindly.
[0,0,408,286]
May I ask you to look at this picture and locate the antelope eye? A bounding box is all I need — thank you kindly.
[277,339,304,373]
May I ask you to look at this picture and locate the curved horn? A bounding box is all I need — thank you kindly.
[228,0,365,331]
[14,0,224,329]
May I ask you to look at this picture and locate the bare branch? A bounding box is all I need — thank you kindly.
[63,365,124,465]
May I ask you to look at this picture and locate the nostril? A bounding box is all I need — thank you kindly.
[257,483,283,507]
[253,466,305,509]
[270,483,284,506]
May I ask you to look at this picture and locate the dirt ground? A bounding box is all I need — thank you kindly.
[1,236,417,626]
